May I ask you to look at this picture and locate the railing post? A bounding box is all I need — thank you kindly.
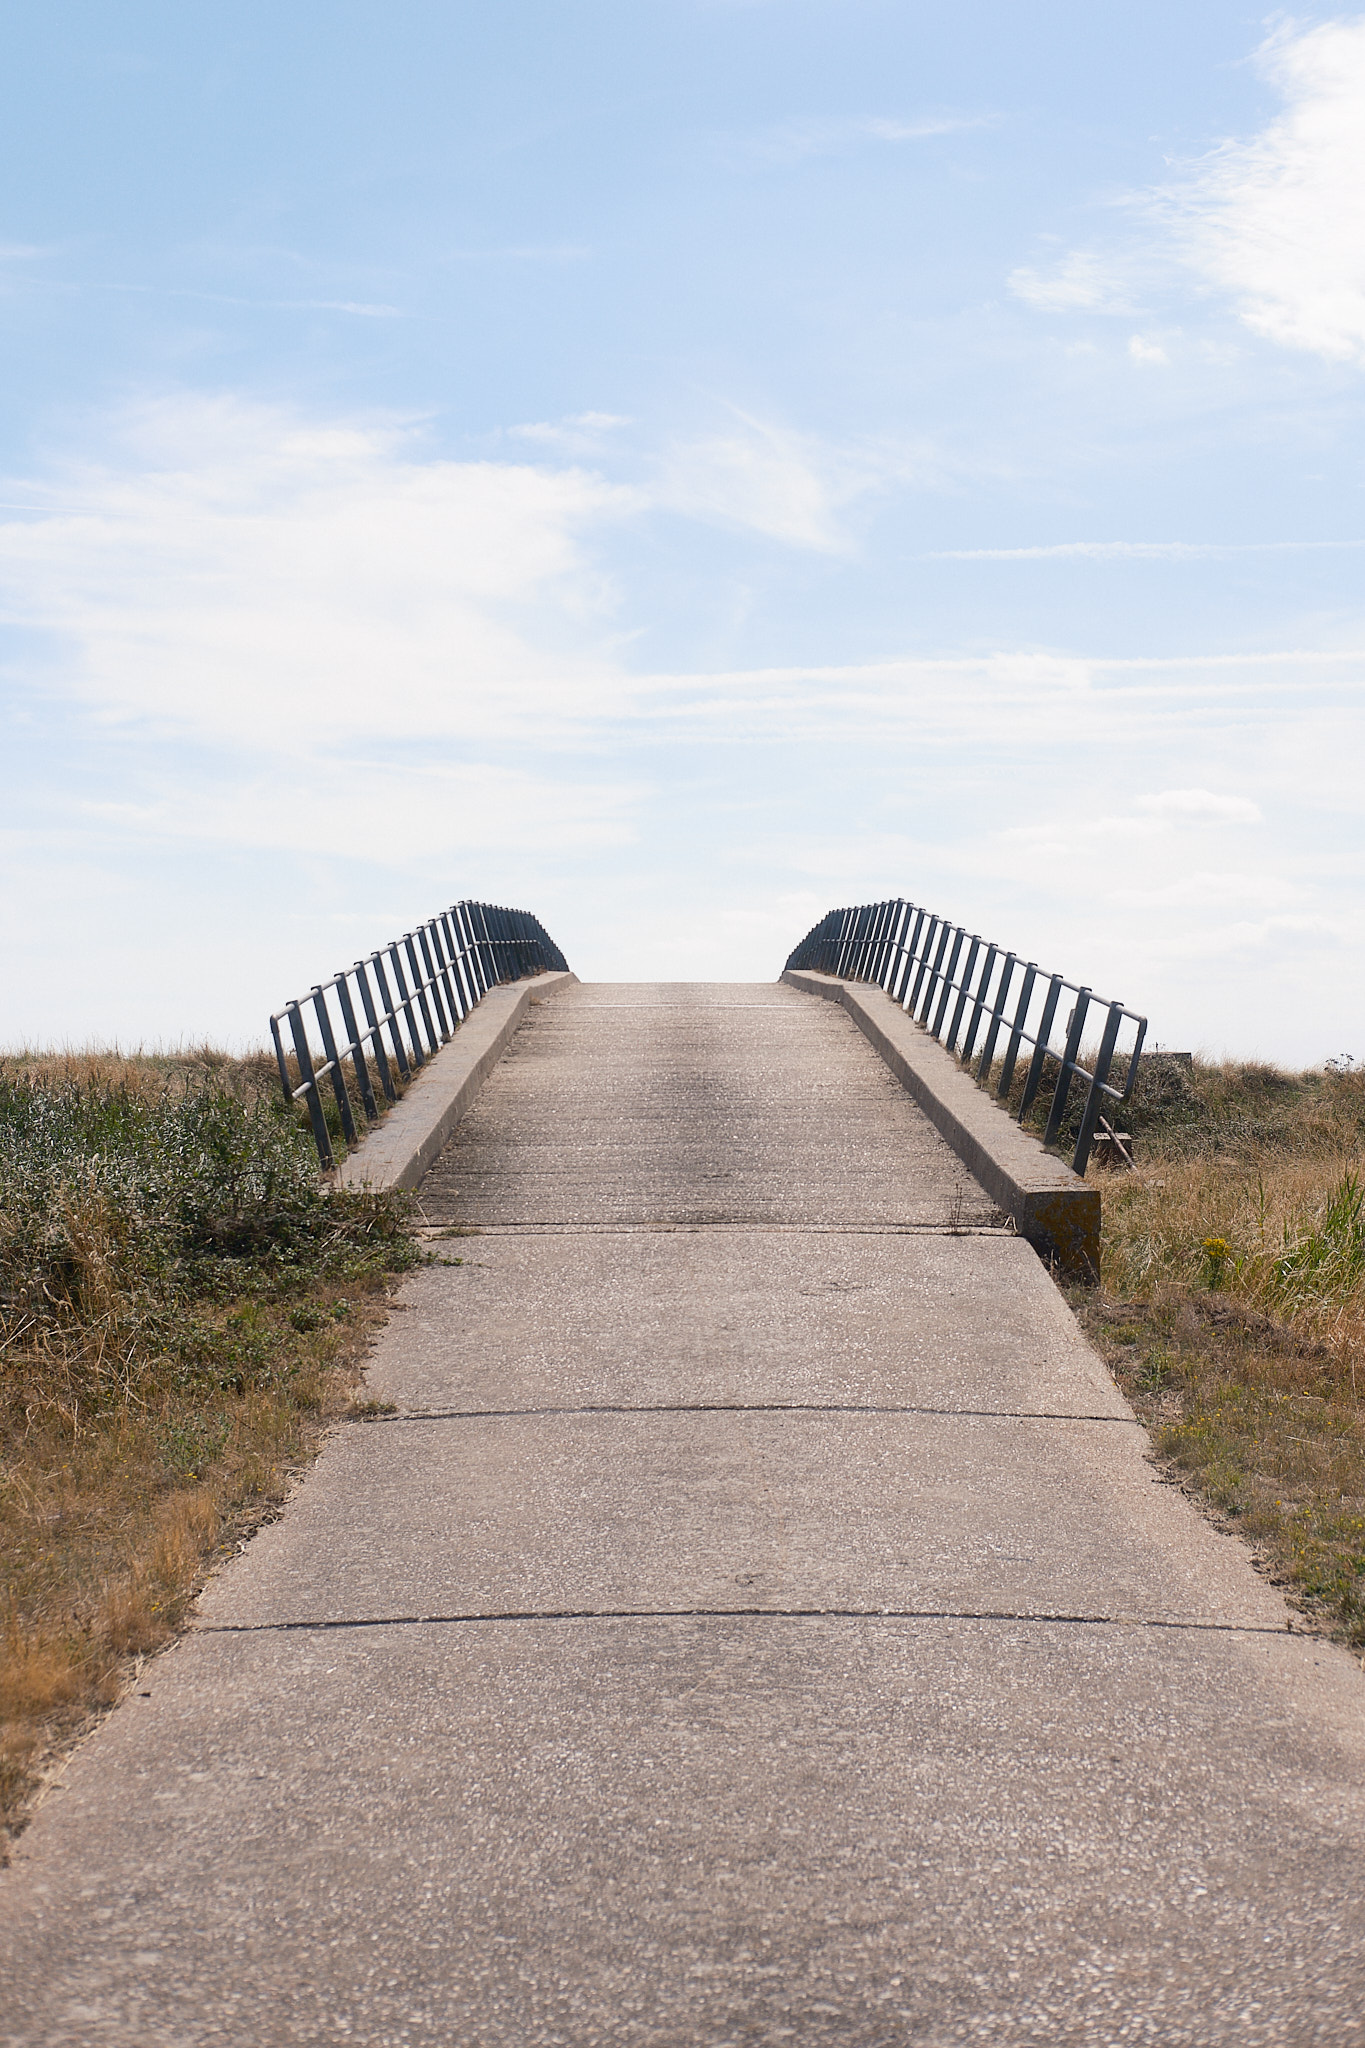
[311,986,357,1145]
[403,934,441,1053]
[919,920,953,1026]
[1073,1000,1125,1174]
[1018,974,1064,1119]
[449,904,483,1005]
[333,973,379,1121]
[430,915,464,1025]
[286,1001,334,1170]
[997,962,1037,1098]
[909,916,940,1016]
[270,1013,292,1105]
[354,959,398,1100]
[945,935,980,1052]
[960,943,996,1064]
[1043,988,1091,1149]
[894,908,924,1007]
[418,924,454,1040]
[931,927,966,1039]
[976,952,1015,1081]
[388,943,427,1063]
[472,902,497,988]
[370,951,412,1078]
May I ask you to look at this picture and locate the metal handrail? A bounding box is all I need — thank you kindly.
[271,899,568,1169]
[785,899,1146,1175]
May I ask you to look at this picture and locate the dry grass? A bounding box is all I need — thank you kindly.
[1064,1056,1365,1646]
[0,1049,416,1849]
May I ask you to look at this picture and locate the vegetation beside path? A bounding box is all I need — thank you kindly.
[0,1050,418,1852]
[1067,1054,1365,1650]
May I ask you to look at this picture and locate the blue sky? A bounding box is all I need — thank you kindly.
[1,2,1363,1059]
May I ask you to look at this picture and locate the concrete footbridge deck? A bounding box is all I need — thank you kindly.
[5,979,1365,2044]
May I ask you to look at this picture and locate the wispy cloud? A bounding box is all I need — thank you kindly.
[1135,788,1262,824]
[509,412,632,453]
[1008,250,1139,315]
[1111,870,1292,910]
[1011,17,1365,367]
[1157,17,1365,365]
[731,111,995,166]
[294,299,402,318]
[86,758,641,861]
[653,410,917,551]
[438,244,591,263]
[91,282,405,317]
[0,394,639,751]
[929,540,1365,561]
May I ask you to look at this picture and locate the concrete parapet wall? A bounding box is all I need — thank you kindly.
[781,968,1100,1278]
[337,969,578,1192]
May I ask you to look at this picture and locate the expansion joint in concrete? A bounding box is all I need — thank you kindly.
[193,1607,1299,1639]
[352,1401,1145,1426]
[414,1221,1019,1238]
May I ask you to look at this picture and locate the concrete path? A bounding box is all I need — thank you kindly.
[4,982,1365,2045]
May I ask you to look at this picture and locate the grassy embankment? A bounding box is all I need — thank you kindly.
[999,1048,1365,1648]
[0,1049,417,1851]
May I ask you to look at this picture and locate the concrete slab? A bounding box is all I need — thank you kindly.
[367,1231,1130,1417]
[196,1405,1287,1630]
[4,1618,1364,2046]
[416,983,998,1226]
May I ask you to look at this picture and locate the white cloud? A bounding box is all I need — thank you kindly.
[1175,913,1342,959]
[1009,20,1365,368]
[862,115,991,142]
[653,413,878,551]
[294,300,401,318]
[87,758,641,860]
[1111,870,1293,910]
[1160,18,1365,363]
[0,394,640,750]
[1008,250,1137,314]
[930,540,1365,561]
[509,412,631,452]
[1135,788,1263,824]
[738,112,993,165]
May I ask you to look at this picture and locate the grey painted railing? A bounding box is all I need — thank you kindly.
[786,900,1145,1174]
[271,900,568,1169]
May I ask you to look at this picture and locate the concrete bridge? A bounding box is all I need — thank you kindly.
[5,975,1365,2044]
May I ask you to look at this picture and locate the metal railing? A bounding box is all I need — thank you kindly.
[271,900,568,1170]
[785,900,1146,1175]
